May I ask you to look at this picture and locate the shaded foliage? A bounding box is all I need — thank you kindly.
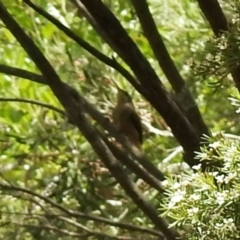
[0,0,239,239]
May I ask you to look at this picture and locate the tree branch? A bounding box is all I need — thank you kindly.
[0,5,177,238]
[0,210,162,238]
[13,223,137,240]
[0,64,166,183]
[0,97,65,116]
[57,216,142,240]
[0,183,174,239]
[98,130,165,193]
[130,0,210,139]
[12,222,91,238]
[77,0,201,170]
[0,3,72,115]
[22,0,140,90]
[196,0,228,36]
[72,0,128,61]
[196,0,240,91]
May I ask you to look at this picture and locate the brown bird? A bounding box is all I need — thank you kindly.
[112,88,143,150]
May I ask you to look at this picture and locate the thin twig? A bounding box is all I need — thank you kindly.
[77,0,201,173]
[22,0,140,90]
[0,64,166,182]
[12,222,89,238]
[0,183,163,238]
[130,0,210,138]
[0,97,65,116]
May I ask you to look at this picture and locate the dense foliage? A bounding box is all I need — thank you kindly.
[0,0,240,239]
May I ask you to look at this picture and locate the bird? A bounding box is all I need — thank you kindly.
[112,87,143,150]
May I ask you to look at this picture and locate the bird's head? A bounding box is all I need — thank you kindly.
[117,88,132,105]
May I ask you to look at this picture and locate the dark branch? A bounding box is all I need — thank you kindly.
[13,223,136,240]
[57,216,144,240]
[196,0,228,36]
[0,64,166,183]
[72,0,127,60]
[0,97,65,116]
[77,0,201,170]
[130,0,210,139]
[98,130,165,193]
[196,0,240,91]
[130,0,184,92]
[22,0,140,90]
[1,211,163,238]
[0,183,166,239]
[0,5,174,237]
[12,223,90,239]
[0,3,72,114]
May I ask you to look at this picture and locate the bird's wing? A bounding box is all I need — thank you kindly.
[129,110,143,144]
